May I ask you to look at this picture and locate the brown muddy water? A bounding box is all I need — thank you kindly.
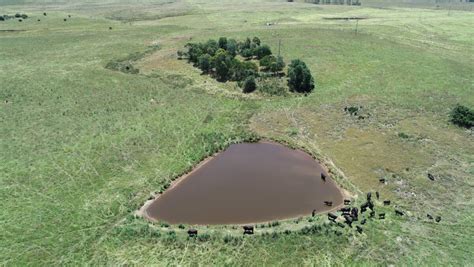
[144,142,344,225]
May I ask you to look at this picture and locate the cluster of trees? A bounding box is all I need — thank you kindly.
[178,37,314,94]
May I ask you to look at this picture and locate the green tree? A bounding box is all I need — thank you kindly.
[185,43,204,64]
[242,76,257,93]
[226,39,238,57]
[252,37,261,46]
[198,54,213,74]
[270,56,286,74]
[255,45,272,59]
[241,48,254,59]
[213,49,233,81]
[218,37,228,50]
[204,39,219,56]
[288,59,315,93]
[259,55,276,70]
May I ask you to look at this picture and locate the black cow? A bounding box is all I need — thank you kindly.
[243,226,254,235]
[368,201,374,211]
[109,27,113,30]
[68,15,71,18]
[321,173,327,182]
[379,178,386,184]
[356,226,363,234]
[370,211,376,218]
[312,209,317,217]
[64,18,67,21]
[328,212,338,221]
[43,12,47,16]
[395,209,404,216]
[337,222,345,228]
[367,192,372,201]
[344,215,353,227]
[427,214,433,220]
[379,213,385,219]
[435,216,441,223]
[361,218,367,225]
[384,200,391,206]
[361,202,369,213]
[187,229,198,237]
[376,191,380,200]
[344,199,351,205]
[340,207,351,215]
[428,173,435,181]
[351,207,359,221]
[324,201,333,207]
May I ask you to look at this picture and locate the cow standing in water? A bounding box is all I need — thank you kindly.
[321,173,327,182]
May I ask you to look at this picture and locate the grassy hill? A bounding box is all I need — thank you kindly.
[1,0,473,265]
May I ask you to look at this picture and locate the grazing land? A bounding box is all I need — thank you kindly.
[1,0,473,265]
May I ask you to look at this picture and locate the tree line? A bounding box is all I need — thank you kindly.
[177,37,315,94]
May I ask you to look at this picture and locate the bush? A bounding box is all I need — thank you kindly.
[287,59,315,93]
[450,104,474,128]
[242,76,257,94]
[258,78,288,96]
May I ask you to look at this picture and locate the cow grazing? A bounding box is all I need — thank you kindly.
[337,222,345,228]
[427,214,433,220]
[383,200,391,206]
[367,192,372,201]
[376,191,380,199]
[395,209,404,216]
[312,209,317,217]
[328,212,338,221]
[64,18,67,21]
[379,213,385,219]
[344,199,351,205]
[351,207,359,221]
[243,226,254,235]
[379,178,386,184]
[428,173,435,181]
[361,218,367,225]
[321,173,327,181]
[109,27,112,30]
[187,229,198,237]
[43,12,47,16]
[324,201,333,207]
[368,201,375,211]
[340,207,351,215]
[344,215,353,227]
[356,226,363,234]
[435,216,441,223]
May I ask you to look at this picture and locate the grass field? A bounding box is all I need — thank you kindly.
[1,0,473,265]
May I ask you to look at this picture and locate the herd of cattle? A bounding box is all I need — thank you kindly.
[184,172,442,237]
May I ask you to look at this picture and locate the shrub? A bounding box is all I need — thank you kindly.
[450,104,474,128]
[288,59,315,93]
[197,233,211,242]
[258,78,288,96]
[242,76,257,93]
